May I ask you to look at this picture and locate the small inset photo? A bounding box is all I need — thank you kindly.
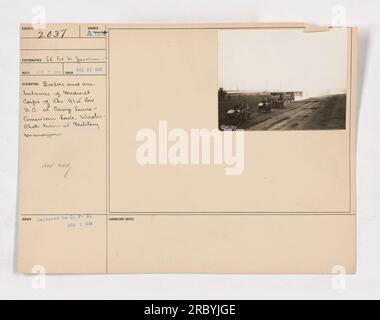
[218,28,348,131]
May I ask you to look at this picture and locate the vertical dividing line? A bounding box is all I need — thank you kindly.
[106,26,109,274]
[349,28,353,215]
[349,28,356,265]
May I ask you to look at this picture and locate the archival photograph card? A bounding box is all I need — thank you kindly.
[18,24,357,274]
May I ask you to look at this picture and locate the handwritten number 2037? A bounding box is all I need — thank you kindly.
[37,29,67,39]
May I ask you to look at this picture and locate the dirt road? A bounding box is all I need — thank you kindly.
[242,94,346,130]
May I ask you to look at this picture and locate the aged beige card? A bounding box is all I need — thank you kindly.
[18,23,357,274]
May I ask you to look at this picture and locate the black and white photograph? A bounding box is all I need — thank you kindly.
[218,28,348,131]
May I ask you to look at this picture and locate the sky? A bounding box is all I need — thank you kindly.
[218,28,348,98]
